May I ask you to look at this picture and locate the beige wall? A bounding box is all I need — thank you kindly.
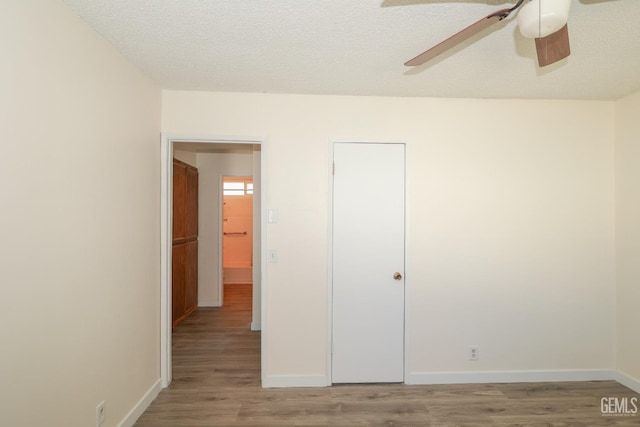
[615,90,640,384]
[0,1,161,426]
[162,91,616,383]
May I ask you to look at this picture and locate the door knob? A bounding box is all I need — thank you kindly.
[393,272,403,280]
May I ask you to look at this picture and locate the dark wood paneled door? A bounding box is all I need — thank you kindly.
[172,159,199,328]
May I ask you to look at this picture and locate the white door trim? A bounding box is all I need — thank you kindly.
[327,139,409,384]
[160,134,267,388]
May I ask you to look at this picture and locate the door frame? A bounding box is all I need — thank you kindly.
[160,134,267,388]
[327,139,411,384]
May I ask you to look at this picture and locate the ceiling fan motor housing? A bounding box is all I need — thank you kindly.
[518,0,571,38]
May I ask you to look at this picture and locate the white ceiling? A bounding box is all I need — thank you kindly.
[62,0,640,100]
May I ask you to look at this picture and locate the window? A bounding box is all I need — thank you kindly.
[223,178,253,196]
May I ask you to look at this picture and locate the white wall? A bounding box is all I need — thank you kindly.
[0,2,161,426]
[162,91,616,385]
[197,152,254,307]
[615,90,640,388]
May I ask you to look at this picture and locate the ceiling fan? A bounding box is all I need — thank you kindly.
[405,0,575,68]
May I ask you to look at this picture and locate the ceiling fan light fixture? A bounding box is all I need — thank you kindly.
[518,0,571,39]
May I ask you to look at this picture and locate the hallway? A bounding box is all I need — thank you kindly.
[135,284,260,425]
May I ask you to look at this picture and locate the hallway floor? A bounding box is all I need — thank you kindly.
[135,284,638,426]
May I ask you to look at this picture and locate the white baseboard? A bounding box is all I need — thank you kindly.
[615,370,640,393]
[117,378,162,427]
[263,375,329,388]
[251,321,261,331]
[198,299,220,307]
[406,369,615,385]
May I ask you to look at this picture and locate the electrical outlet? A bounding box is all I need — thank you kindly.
[96,400,106,426]
[469,345,479,361]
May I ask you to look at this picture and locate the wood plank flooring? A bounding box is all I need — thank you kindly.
[135,284,639,426]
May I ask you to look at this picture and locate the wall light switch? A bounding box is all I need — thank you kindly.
[268,249,278,263]
[268,209,278,224]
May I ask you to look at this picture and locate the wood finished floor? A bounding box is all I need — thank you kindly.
[135,284,639,426]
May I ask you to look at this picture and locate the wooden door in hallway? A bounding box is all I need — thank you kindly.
[332,142,406,383]
[172,159,198,328]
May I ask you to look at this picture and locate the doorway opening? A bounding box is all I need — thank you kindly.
[160,135,266,388]
[222,176,254,294]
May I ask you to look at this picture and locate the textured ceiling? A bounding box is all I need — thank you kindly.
[62,0,640,100]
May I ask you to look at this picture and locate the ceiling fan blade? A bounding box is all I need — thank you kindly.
[405,8,511,67]
[535,24,570,67]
